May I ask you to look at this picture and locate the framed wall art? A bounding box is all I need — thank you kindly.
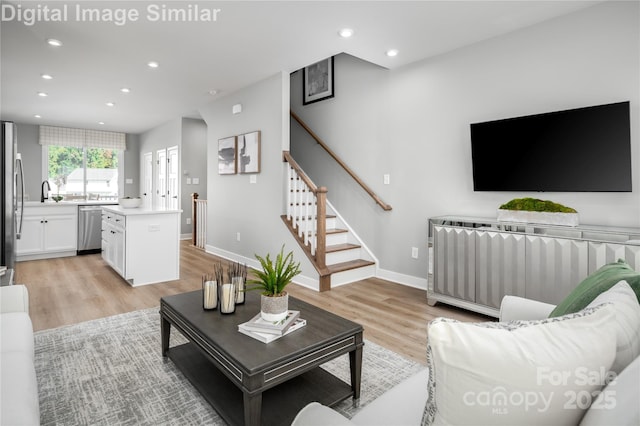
[238,131,261,174]
[218,136,237,175]
[303,56,334,105]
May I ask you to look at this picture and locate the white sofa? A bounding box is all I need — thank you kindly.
[0,285,40,425]
[292,290,640,426]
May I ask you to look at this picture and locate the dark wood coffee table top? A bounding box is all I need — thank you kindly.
[160,289,364,426]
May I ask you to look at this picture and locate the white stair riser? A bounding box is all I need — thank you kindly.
[331,265,376,287]
[326,248,361,265]
[326,232,348,246]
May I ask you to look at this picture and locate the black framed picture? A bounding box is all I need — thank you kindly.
[218,136,237,175]
[303,56,334,105]
[238,131,261,174]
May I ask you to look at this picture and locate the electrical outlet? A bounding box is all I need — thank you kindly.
[186,218,191,225]
[236,232,241,242]
[411,247,419,259]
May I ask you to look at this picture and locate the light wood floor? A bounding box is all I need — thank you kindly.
[15,241,490,365]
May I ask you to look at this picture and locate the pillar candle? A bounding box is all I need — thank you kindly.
[220,283,236,314]
[203,280,217,310]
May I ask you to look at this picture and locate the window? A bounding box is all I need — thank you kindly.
[46,146,120,200]
[40,126,125,201]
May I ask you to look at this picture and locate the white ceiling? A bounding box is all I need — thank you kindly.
[0,0,601,134]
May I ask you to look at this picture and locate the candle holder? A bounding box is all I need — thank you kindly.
[229,261,247,305]
[232,276,245,304]
[202,276,218,310]
[219,281,237,314]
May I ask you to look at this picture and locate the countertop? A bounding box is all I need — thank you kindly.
[101,205,182,216]
[24,200,118,207]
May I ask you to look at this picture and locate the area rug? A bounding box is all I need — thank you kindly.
[34,307,425,425]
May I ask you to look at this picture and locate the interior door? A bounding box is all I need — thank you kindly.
[142,152,153,209]
[156,149,167,209]
[167,146,179,210]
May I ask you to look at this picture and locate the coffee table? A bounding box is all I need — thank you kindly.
[160,289,364,426]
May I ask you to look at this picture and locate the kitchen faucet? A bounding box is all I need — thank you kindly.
[41,180,51,202]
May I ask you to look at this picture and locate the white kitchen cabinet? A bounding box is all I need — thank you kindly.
[101,206,181,286]
[101,211,125,277]
[17,204,77,260]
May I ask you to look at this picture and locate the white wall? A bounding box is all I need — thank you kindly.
[199,73,317,287]
[291,1,640,287]
[180,118,207,236]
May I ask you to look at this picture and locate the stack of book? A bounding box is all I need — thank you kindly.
[238,310,306,343]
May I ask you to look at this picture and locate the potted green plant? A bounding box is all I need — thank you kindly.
[246,245,301,322]
[497,197,579,226]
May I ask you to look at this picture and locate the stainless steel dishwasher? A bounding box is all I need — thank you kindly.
[77,205,105,255]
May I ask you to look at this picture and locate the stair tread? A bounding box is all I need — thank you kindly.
[327,259,376,274]
[327,228,348,235]
[292,214,336,221]
[326,243,361,253]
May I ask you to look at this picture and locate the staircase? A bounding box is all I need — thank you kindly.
[284,111,391,291]
[282,152,376,291]
[320,204,377,285]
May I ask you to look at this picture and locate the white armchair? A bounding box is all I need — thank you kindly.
[292,290,640,426]
[0,284,30,314]
[0,284,40,426]
[499,295,555,321]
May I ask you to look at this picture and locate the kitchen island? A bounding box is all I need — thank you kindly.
[101,205,181,286]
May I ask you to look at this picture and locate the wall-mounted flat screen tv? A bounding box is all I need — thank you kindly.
[470,101,631,192]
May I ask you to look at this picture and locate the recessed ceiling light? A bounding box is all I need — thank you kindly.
[208,89,219,96]
[34,115,41,118]
[46,39,62,47]
[98,121,105,125]
[386,49,399,57]
[106,102,115,107]
[147,61,159,69]
[37,92,48,97]
[339,28,354,38]
[120,87,131,93]
[41,74,53,80]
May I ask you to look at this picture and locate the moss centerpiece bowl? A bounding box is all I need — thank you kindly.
[497,197,579,227]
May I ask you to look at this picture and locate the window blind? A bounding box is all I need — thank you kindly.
[39,125,126,150]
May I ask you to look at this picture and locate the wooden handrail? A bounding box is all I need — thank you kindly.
[290,110,392,211]
[282,151,328,276]
[282,151,318,194]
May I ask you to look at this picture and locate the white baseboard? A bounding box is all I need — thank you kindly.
[376,267,428,290]
[203,245,425,292]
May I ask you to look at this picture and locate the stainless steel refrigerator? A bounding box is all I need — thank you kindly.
[1,121,25,284]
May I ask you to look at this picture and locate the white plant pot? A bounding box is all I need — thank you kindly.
[260,293,289,322]
[497,209,579,227]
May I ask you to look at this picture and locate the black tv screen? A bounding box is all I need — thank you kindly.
[470,101,632,192]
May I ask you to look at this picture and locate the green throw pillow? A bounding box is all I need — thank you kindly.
[549,259,640,317]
